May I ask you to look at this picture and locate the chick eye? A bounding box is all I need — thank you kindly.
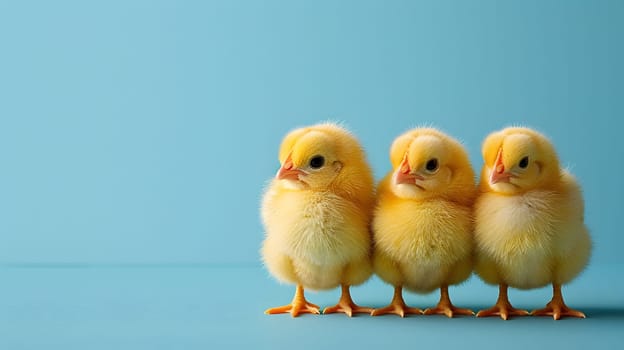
[518,156,529,169]
[309,155,325,169]
[425,158,438,172]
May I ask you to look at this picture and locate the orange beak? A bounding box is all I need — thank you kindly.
[276,154,303,181]
[490,148,511,184]
[395,156,424,184]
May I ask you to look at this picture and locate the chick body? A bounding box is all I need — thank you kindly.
[475,172,590,289]
[262,189,371,290]
[261,122,374,317]
[374,183,472,293]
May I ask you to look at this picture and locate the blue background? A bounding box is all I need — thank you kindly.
[1,0,622,348]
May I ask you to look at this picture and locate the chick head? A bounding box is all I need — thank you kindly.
[275,123,373,195]
[482,127,560,195]
[389,128,475,201]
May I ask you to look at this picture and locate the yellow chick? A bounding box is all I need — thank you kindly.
[261,122,375,317]
[474,127,591,320]
[371,128,476,318]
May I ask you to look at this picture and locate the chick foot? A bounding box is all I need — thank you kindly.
[323,285,372,317]
[424,285,474,318]
[265,285,320,317]
[476,284,528,320]
[531,303,585,320]
[531,284,585,320]
[371,286,423,317]
[476,303,528,320]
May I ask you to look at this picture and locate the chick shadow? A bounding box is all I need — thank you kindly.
[580,307,624,320]
[269,302,624,320]
[360,302,477,319]
[359,302,624,321]
[464,305,624,321]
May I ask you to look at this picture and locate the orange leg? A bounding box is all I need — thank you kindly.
[424,285,474,318]
[265,284,320,317]
[371,286,423,317]
[323,284,372,317]
[476,284,529,320]
[531,284,586,320]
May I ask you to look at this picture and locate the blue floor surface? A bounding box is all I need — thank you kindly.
[0,263,621,349]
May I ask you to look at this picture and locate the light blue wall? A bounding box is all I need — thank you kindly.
[1,0,622,264]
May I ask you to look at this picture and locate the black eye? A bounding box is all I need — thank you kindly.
[425,158,438,172]
[309,155,325,169]
[519,156,529,169]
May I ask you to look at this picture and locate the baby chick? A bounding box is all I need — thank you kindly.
[371,128,476,317]
[261,123,375,317]
[474,127,591,320]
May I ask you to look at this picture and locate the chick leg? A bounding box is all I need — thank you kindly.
[531,284,586,320]
[265,284,320,317]
[476,284,529,320]
[371,286,423,317]
[323,285,372,317]
[423,285,474,318]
